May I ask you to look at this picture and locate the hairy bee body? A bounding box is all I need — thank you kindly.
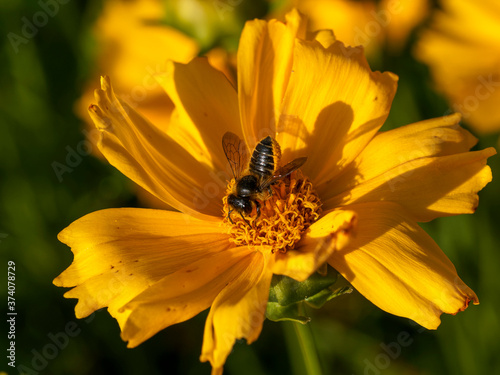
[248,136,281,179]
[222,132,307,226]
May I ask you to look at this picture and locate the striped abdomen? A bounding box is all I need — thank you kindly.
[249,136,281,178]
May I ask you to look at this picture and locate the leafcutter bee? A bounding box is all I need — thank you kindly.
[222,131,307,226]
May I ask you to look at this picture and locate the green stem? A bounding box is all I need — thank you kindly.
[283,305,323,375]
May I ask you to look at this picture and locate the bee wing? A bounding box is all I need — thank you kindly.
[222,131,249,179]
[259,157,307,190]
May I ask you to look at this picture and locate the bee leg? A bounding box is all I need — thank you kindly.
[255,200,261,221]
[227,209,234,224]
[239,212,251,227]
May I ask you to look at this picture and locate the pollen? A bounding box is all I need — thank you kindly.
[222,172,322,253]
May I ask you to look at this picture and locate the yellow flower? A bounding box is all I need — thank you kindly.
[416,0,500,133]
[276,0,430,55]
[55,10,495,374]
[76,0,199,132]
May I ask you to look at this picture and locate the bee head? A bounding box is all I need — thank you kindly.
[227,194,253,215]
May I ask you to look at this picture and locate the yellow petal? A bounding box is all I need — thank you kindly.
[119,245,255,348]
[200,249,274,371]
[276,38,398,188]
[238,9,306,145]
[321,113,479,204]
[272,209,357,281]
[88,76,226,219]
[310,29,337,49]
[324,143,495,222]
[54,208,229,320]
[155,57,241,173]
[327,202,479,329]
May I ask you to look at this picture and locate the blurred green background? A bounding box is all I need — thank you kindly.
[1,0,499,374]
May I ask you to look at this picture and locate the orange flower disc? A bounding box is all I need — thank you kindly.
[223,172,322,253]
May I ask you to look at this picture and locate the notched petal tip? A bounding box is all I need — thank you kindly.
[88,103,112,130]
[321,37,399,88]
[284,8,307,37]
[308,29,336,49]
[52,275,64,287]
[443,111,462,125]
[100,75,111,90]
[455,295,479,313]
[87,76,121,132]
[430,289,479,327]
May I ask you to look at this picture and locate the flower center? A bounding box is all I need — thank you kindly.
[222,172,322,253]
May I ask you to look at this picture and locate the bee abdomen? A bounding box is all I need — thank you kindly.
[249,136,281,178]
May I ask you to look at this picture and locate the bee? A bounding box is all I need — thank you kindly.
[222,131,307,226]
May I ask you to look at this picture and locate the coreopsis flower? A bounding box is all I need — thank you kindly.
[275,0,430,55]
[416,0,500,133]
[55,9,495,374]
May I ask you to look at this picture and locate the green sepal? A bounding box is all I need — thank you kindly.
[266,266,351,323]
[266,301,311,324]
[304,285,353,309]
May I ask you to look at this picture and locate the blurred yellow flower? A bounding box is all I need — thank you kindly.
[381,0,430,51]
[55,9,495,375]
[77,0,199,131]
[77,0,237,208]
[416,0,500,133]
[276,0,430,55]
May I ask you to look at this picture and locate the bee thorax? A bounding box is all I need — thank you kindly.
[236,175,259,197]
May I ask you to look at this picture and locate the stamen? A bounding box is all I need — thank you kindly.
[222,172,322,253]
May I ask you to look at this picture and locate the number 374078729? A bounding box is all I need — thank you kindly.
[8,261,15,310]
